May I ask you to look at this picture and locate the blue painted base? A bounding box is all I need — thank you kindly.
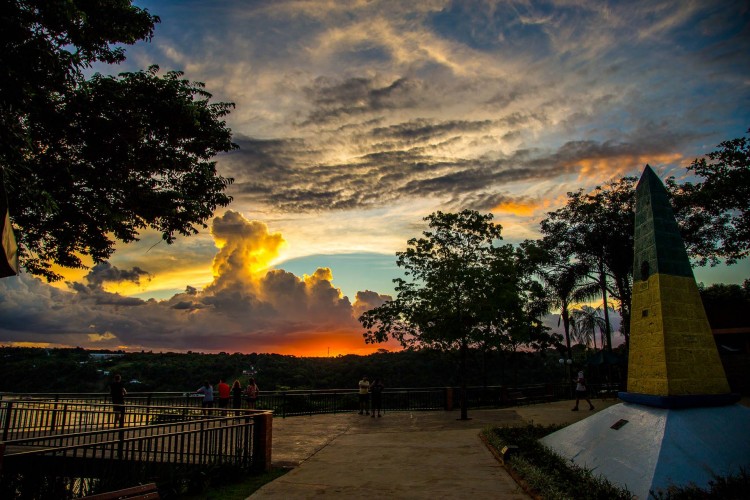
[617,391,740,408]
[540,402,750,499]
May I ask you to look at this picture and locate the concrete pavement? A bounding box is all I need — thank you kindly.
[250,399,620,499]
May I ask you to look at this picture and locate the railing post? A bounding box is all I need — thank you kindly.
[117,417,124,459]
[252,412,272,472]
[282,392,286,419]
[444,387,453,411]
[2,402,12,441]
[51,395,59,432]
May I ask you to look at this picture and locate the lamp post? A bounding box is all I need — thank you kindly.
[559,357,573,398]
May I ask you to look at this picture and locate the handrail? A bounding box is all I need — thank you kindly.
[0,382,623,421]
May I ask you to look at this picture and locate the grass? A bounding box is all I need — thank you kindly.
[177,467,289,499]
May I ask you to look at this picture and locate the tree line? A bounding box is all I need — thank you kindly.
[0,346,586,394]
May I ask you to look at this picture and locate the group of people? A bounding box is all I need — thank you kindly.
[358,376,385,417]
[195,377,260,412]
[107,375,261,422]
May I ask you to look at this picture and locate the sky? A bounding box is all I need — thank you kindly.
[1,0,749,356]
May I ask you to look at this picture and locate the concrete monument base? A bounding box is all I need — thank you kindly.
[540,402,750,499]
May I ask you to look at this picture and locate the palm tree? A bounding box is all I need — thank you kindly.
[539,262,590,359]
[571,305,609,351]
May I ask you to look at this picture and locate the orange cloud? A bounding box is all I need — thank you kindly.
[572,153,684,182]
[492,199,554,217]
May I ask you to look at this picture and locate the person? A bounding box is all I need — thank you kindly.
[217,378,231,414]
[196,381,214,414]
[231,379,243,410]
[369,378,384,417]
[245,378,259,409]
[358,376,370,415]
[109,374,127,426]
[572,371,594,411]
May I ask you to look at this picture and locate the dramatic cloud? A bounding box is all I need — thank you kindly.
[0,212,397,356]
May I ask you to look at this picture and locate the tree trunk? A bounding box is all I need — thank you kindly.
[598,261,613,351]
[459,340,469,420]
[562,306,572,359]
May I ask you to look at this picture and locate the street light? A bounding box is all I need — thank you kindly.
[559,358,573,398]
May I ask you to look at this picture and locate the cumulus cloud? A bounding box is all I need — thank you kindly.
[0,211,396,355]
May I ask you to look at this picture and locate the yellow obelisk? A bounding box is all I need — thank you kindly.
[627,166,730,400]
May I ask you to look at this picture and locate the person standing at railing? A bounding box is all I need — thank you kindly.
[217,378,231,415]
[231,380,243,410]
[245,378,259,409]
[109,374,127,426]
[358,376,370,415]
[370,378,384,417]
[195,381,214,414]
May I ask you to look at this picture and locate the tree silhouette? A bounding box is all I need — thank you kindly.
[540,178,636,349]
[359,210,544,419]
[1,1,236,280]
[669,129,750,266]
[571,305,610,351]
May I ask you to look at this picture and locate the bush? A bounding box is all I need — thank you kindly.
[650,468,750,499]
[482,424,631,499]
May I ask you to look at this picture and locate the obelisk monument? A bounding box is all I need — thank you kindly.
[541,165,748,498]
[622,164,734,406]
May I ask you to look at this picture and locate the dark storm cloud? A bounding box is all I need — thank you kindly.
[302,76,425,124]
[370,118,495,143]
[83,262,150,288]
[223,112,707,213]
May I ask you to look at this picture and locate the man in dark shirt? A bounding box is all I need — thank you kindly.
[109,374,127,426]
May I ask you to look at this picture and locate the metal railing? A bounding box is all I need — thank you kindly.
[0,399,267,440]
[0,402,273,497]
[1,382,623,421]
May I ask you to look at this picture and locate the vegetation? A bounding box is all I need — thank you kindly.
[482,424,632,499]
[650,468,750,499]
[670,129,750,266]
[0,346,592,394]
[176,466,289,500]
[538,177,636,350]
[1,0,236,281]
[359,210,557,419]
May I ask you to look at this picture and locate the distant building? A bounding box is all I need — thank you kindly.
[89,353,125,361]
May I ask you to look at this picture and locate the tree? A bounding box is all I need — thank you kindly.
[359,210,538,419]
[669,129,750,266]
[571,305,609,351]
[539,177,636,349]
[522,240,589,360]
[1,0,237,280]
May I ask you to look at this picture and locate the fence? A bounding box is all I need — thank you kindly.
[0,402,272,498]
[1,382,622,420]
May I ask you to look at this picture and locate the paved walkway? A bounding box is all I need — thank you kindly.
[250,399,621,499]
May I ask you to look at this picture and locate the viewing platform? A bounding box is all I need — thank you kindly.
[256,399,625,498]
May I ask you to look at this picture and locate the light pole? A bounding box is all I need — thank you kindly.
[559,357,573,398]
